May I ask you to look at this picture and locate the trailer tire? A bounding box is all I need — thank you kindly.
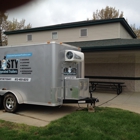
[3,93,18,113]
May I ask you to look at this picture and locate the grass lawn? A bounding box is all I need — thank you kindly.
[0,107,140,140]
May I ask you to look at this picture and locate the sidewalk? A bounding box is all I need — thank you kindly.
[0,104,79,127]
[93,91,140,114]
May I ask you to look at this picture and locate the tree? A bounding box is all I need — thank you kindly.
[4,18,32,31]
[0,12,8,46]
[130,24,140,39]
[92,6,140,39]
[1,17,32,46]
[93,6,124,20]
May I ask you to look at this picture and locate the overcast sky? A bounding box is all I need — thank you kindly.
[7,0,140,28]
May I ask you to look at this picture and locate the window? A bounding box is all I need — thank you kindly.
[52,32,58,39]
[27,34,32,41]
[80,29,87,37]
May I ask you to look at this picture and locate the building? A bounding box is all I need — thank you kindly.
[4,18,140,92]
[4,18,135,45]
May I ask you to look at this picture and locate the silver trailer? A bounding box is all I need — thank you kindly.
[0,42,98,112]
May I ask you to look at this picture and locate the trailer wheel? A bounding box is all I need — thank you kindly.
[3,93,18,113]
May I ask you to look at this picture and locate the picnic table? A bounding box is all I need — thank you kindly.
[89,81,125,95]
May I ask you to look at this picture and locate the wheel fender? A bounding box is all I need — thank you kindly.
[3,90,24,104]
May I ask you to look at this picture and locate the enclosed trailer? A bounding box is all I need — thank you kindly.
[0,42,98,112]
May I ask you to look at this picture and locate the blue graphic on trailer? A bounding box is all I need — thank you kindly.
[6,53,32,58]
[1,56,7,70]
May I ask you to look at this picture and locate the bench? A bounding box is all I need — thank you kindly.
[89,81,126,95]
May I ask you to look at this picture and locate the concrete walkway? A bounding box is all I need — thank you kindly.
[0,104,79,127]
[0,91,139,127]
[94,91,140,114]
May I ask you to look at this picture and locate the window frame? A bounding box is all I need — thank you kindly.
[27,34,32,41]
[52,31,58,40]
[80,28,88,37]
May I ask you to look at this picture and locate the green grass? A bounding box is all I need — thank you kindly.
[0,107,140,140]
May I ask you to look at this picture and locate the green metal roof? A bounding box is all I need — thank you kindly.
[4,18,136,38]
[65,39,140,52]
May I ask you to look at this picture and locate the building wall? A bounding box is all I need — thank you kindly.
[120,24,132,39]
[7,23,132,46]
[85,52,138,92]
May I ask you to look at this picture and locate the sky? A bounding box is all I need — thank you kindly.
[7,0,140,28]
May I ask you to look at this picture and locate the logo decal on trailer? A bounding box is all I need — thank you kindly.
[6,53,32,58]
[0,56,18,74]
[0,53,33,75]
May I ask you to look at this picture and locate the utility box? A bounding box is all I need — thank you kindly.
[65,78,89,99]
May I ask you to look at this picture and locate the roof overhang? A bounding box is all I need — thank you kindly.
[65,39,140,52]
[81,44,140,52]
